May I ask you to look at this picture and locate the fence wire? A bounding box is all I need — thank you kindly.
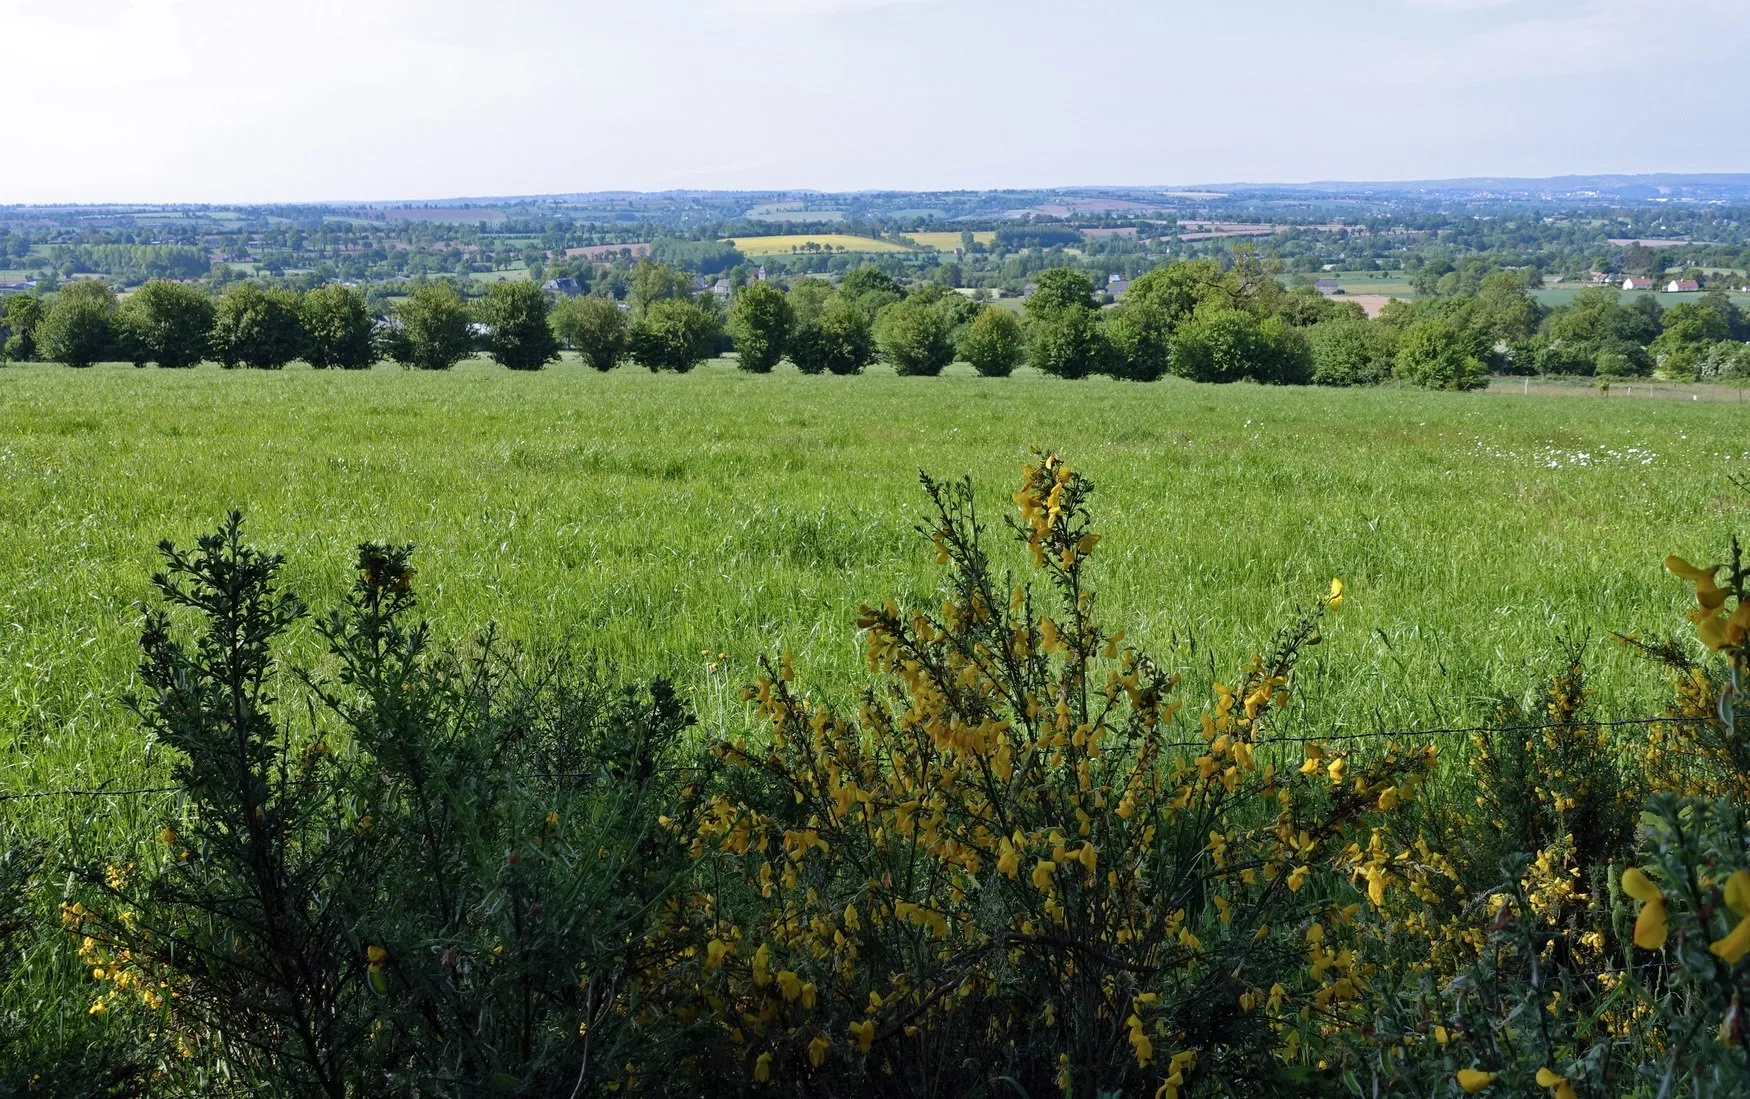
[0,714,1710,805]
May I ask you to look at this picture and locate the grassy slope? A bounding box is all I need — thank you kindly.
[1,359,1743,798]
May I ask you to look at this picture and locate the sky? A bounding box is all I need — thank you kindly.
[5,0,1748,204]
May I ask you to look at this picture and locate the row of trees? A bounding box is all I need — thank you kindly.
[0,279,566,372]
[8,259,1744,385]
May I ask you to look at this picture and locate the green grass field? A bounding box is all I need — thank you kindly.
[1,359,1744,803]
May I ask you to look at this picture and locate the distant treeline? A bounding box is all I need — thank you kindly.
[32,244,210,282]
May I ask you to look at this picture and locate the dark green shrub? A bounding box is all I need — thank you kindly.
[1104,298,1173,381]
[2,294,44,362]
[1252,315,1312,385]
[1024,269,1111,379]
[1393,317,1489,390]
[1169,306,1261,383]
[64,517,705,1096]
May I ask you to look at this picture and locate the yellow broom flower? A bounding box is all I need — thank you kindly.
[1621,867,1668,949]
[1711,870,1750,964]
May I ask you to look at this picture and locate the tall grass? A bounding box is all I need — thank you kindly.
[0,356,1741,809]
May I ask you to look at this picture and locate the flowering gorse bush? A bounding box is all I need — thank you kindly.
[1340,538,1750,1097]
[675,455,1435,1096]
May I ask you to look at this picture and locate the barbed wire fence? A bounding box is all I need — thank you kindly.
[0,714,1712,807]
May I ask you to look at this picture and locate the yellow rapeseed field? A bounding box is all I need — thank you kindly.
[724,234,912,256]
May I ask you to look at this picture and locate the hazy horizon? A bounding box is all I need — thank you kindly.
[6,0,1748,205]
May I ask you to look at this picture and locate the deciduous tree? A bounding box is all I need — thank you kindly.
[391,282,474,371]
[789,293,873,376]
[118,280,214,368]
[1023,269,1109,379]
[959,305,1024,378]
[727,282,792,374]
[874,295,956,376]
[1394,317,1489,390]
[551,295,628,372]
[629,296,718,373]
[300,284,376,370]
[212,283,303,370]
[36,281,118,368]
[2,293,45,362]
[478,281,559,371]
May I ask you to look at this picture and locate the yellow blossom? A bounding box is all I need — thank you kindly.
[1456,1069,1496,1093]
[1536,1068,1576,1099]
[1031,859,1057,891]
[849,1019,875,1053]
[1621,867,1668,950]
[1711,871,1750,963]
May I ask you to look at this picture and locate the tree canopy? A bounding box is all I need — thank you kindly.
[478,282,559,371]
[552,295,628,372]
[211,283,303,370]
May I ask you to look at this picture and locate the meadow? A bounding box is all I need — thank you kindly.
[0,357,1742,806]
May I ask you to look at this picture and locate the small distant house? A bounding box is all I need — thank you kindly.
[753,266,768,282]
[692,276,710,292]
[1666,279,1701,293]
[1315,278,1342,295]
[1623,277,1654,291]
[542,277,582,295]
[1546,274,1565,284]
[1107,273,1130,296]
[711,279,732,301]
[1589,272,1613,285]
[0,281,35,296]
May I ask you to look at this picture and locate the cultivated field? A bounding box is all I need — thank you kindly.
[1,359,1741,802]
[906,231,998,251]
[725,233,910,255]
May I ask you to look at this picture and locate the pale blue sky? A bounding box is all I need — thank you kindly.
[6,0,1746,203]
